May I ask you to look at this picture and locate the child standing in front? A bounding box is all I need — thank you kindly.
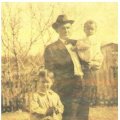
[25,68,64,120]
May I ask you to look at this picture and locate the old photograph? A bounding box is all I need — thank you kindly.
[1,2,118,120]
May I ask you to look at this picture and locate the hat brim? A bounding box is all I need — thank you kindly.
[52,20,74,30]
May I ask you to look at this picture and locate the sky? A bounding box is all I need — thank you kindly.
[2,2,118,56]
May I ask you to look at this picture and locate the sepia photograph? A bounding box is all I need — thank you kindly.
[1,2,118,120]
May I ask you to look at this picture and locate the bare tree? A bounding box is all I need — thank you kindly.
[2,3,55,111]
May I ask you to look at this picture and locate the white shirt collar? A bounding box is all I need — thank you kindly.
[59,38,67,44]
[38,90,53,96]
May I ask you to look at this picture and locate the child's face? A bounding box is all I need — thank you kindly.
[39,76,53,92]
[84,23,96,36]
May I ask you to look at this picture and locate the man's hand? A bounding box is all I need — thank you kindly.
[90,64,101,70]
[89,61,101,70]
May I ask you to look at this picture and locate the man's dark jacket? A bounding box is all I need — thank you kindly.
[44,39,90,120]
[44,40,78,80]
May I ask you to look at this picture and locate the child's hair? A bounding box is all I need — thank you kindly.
[84,20,97,29]
[38,68,54,82]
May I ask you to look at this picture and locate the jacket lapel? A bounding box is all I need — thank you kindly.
[56,40,71,58]
[54,40,76,66]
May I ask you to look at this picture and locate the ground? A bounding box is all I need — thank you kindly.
[2,106,118,120]
[89,106,117,120]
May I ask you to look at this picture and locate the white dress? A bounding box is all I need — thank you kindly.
[76,35,103,69]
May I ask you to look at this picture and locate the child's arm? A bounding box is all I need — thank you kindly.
[54,94,64,114]
[29,93,47,115]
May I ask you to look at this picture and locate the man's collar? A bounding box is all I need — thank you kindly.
[59,38,77,46]
[59,38,73,45]
[59,38,67,44]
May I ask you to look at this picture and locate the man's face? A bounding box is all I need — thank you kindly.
[56,23,72,40]
[39,77,53,92]
[84,23,96,36]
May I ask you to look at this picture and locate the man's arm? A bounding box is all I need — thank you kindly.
[44,46,55,71]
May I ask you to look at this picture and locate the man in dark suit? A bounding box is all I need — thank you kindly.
[44,14,89,120]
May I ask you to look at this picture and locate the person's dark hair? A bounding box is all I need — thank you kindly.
[38,69,54,80]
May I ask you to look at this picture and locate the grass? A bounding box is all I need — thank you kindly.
[2,106,118,120]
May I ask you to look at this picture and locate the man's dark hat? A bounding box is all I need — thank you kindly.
[52,14,74,30]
